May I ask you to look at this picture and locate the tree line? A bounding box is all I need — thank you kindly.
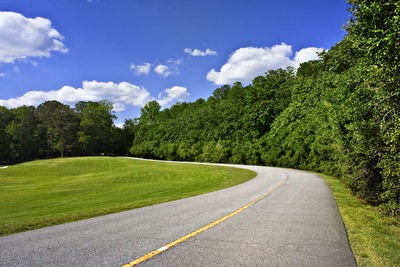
[0,0,398,214]
[0,100,134,163]
[130,0,399,214]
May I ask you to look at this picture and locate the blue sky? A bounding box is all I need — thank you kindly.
[0,0,350,126]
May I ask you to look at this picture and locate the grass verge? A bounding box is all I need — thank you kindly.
[0,157,255,236]
[321,174,400,267]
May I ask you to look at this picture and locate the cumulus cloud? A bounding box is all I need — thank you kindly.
[0,81,152,112]
[0,11,68,64]
[130,62,152,75]
[153,58,181,77]
[206,43,323,85]
[154,64,171,77]
[132,58,182,78]
[0,81,190,113]
[158,86,190,106]
[184,48,217,56]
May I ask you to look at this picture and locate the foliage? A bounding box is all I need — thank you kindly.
[346,0,400,213]
[0,106,14,163]
[261,72,341,174]
[0,100,129,163]
[130,69,295,165]
[6,106,38,162]
[140,100,161,124]
[36,101,79,158]
[76,100,117,155]
[128,1,399,214]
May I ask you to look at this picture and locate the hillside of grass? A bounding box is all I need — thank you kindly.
[0,156,255,236]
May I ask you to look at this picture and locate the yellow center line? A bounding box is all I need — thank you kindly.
[121,175,287,267]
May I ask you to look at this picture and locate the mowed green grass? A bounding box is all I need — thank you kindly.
[0,157,256,236]
[321,174,400,267]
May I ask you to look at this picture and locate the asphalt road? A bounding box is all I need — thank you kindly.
[0,161,356,267]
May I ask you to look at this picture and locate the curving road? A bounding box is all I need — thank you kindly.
[0,161,356,267]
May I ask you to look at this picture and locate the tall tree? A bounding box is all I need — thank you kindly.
[6,106,38,161]
[75,100,116,155]
[140,101,161,124]
[36,100,79,158]
[0,106,14,163]
[347,0,400,213]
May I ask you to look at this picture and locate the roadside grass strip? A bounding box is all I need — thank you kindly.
[0,157,255,236]
[321,174,400,267]
[121,174,288,267]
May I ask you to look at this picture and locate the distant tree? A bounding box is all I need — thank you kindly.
[211,84,231,100]
[75,100,116,155]
[244,68,295,139]
[36,100,79,158]
[6,106,38,161]
[117,118,138,155]
[140,101,161,124]
[297,60,323,78]
[0,106,14,163]
[126,0,400,214]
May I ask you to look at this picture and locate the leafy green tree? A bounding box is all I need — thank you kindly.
[243,68,295,140]
[140,101,161,124]
[346,0,400,213]
[0,106,14,163]
[36,100,79,158]
[319,35,362,74]
[119,118,138,155]
[347,0,400,74]
[75,100,116,155]
[125,0,399,215]
[6,106,38,161]
[211,84,231,100]
[296,60,324,78]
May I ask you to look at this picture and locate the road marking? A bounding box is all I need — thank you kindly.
[121,175,287,267]
[157,246,168,252]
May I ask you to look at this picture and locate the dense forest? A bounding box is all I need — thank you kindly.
[0,0,398,214]
[0,100,134,161]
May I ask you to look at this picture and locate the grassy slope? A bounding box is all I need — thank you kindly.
[0,157,255,236]
[321,174,400,267]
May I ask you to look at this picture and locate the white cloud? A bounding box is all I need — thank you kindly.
[0,11,68,64]
[169,58,182,66]
[0,81,190,115]
[184,48,217,56]
[206,43,323,85]
[154,64,171,77]
[112,102,126,113]
[0,81,152,112]
[130,62,152,75]
[133,58,182,78]
[81,81,153,108]
[158,86,190,106]
[154,58,182,77]
[114,122,124,129]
